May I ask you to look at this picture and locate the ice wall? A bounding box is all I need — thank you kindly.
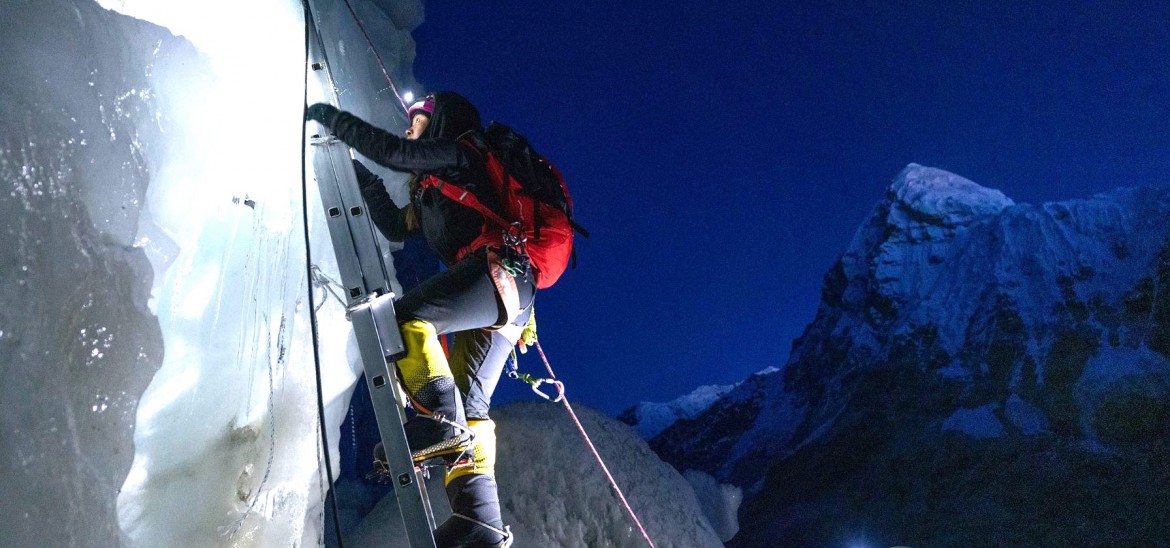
[1,1,175,544]
[1,0,422,545]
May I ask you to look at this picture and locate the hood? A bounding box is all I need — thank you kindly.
[419,90,481,140]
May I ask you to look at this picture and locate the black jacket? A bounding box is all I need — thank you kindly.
[324,96,496,266]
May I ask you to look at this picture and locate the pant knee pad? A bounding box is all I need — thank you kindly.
[397,319,453,397]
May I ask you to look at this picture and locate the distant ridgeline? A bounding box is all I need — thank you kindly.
[622,164,1170,547]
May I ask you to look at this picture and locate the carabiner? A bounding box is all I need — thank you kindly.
[527,377,565,403]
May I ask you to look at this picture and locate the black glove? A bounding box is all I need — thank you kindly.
[304,102,339,126]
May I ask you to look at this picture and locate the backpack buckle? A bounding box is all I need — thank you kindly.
[502,222,526,247]
[500,223,530,277]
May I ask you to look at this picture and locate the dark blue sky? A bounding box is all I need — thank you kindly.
[409,1,1170,415]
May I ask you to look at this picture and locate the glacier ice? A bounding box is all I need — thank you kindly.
[1,0,419,544]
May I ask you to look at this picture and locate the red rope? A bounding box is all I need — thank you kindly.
[534,341,657,548]
[338,0,409,114]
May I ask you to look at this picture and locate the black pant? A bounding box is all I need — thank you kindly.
[396,250,534,419]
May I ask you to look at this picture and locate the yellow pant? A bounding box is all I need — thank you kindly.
[397,320,499,485]
[397,320,455,415]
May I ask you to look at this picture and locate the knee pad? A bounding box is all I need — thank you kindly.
[397,320,454,396]
[446,418,497,484]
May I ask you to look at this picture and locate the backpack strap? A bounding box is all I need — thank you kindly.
[569,219,590,238]
[419,176,512,230]
[423,135,510,228]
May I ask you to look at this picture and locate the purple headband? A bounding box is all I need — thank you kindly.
[407,95,435,119]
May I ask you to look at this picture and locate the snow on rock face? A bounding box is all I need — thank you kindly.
[889,164,1014,229]
[649,165,1170,544]
[617,381,738,440]
[836,164,1018,350]
[647,367,794,488]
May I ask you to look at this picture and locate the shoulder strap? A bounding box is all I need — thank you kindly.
[419,175,512,229]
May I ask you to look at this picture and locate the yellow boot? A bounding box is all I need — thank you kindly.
[436,419,512,547]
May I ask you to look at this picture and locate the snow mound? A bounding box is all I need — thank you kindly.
[495,402,722,547]
[347,402,723,547]
[683,469,742,542]
[942,403,1005,439]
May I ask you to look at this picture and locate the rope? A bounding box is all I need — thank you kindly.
[450,513,514,547]
[338,0,409,114]
[310,264,347,312]
[532,341,657,548]
[217,318,281,539]
[301,1,345,545]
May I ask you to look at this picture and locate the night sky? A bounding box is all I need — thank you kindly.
[407,1,1170,415]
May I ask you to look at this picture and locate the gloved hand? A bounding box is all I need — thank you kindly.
[517,308,537,354]
[305,102,339,126]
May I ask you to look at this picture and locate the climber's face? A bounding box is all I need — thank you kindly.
[405,113,429,140]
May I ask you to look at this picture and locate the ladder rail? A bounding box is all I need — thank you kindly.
[304,2,438,546]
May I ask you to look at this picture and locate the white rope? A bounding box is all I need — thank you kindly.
[451,513,514,547]
[309,264,346,312]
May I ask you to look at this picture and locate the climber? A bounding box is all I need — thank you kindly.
[306,92,529,548]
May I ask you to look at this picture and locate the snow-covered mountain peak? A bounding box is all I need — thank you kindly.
[647,168,1170,543]
[619,367,784,440]
[889,163,1014,229]
[619,382,738,439]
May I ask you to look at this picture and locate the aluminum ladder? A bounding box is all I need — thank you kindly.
[303,1,438,546]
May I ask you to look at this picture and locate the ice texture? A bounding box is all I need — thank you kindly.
[1,1,174,544]
[1,0,414,545]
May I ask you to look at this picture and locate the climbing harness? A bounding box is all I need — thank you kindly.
[499,226,531,278]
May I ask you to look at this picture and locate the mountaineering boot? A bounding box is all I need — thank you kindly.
[372,413,474,469]
[434,474,513,548]
[396,320,473,463]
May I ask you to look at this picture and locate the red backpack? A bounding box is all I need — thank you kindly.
[420,123,587,289]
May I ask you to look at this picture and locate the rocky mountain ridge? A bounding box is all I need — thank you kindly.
[625,164,1170,546]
